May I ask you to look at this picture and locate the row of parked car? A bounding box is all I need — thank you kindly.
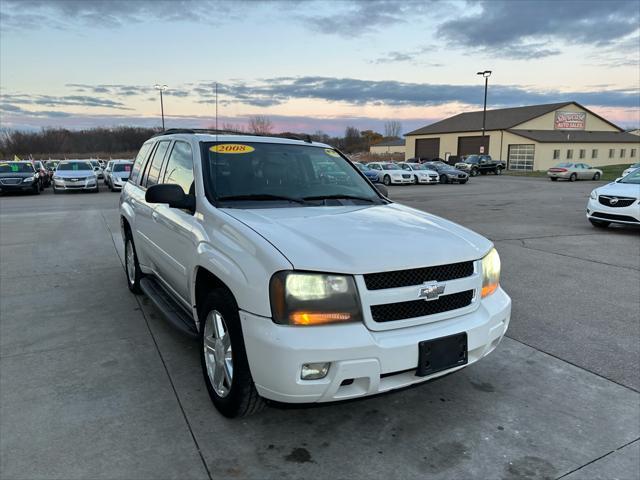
[0,159,132,195]
[354,160,471,185]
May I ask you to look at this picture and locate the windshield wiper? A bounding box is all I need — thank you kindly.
[217,194,308,204]
[303,194,375,203]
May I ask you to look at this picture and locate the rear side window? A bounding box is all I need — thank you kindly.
[130,143,152,183]
[143,141,171,188]
[162,141,194,195]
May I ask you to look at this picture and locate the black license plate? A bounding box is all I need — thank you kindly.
[416,332,467,377]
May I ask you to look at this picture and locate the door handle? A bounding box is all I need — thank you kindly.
[152,211,159,222]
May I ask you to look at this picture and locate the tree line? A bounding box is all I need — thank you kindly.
[0,119,402,158]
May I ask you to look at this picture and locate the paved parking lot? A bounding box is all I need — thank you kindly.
[1,177,638,480]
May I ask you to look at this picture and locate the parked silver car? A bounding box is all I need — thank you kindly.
[398,162,439,184]
[52,160,99,193]
[105,160,133,191]
[547,162,603,182]
[90,160,104,180]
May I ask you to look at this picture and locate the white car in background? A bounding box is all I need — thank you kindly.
[52,160,99,193]
[106,160,133,191]
[622,163,640,177]
[90,160,105,180]
[587,168,640,228]
[368,162,413,186]
[398,162,439,184]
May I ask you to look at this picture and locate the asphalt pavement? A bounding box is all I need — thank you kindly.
[1,177,638,480]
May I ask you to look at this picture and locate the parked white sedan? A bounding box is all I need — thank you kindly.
[587,169,640,228]
[398,162,439,184]
[367,162,413,185]
[622,163,640,177]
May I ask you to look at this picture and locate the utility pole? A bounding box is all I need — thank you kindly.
[154,84,168,130]
[476,71,492,142]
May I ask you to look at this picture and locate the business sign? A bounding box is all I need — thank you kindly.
[554,111,586,130]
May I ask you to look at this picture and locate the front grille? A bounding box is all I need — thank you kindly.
[458,174,466,179]
[592,212,639,223]
[0,178,22,185]
[364,261,474,290]
[598,196,636,208]
[402,174,411,179]
[371,290,474,322]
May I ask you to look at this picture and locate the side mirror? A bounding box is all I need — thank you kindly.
[146,184,195,210]
[375,184,389,197]
[615,177,622,183]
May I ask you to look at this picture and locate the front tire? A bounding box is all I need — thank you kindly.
[459,180,468,184]
[589,218,610,229]
[593,172,601,181]
[124,235,143,293]
[569,173,577,182]
[550,177,558,181]
[440,174,449,184]
[200,289,264,418]
[383,175,391,186]
[470,168,478,177]
[32,184,40,195]
[495,168,503,175]
[412,175,418,185]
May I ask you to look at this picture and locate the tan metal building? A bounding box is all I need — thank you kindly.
[405,102,640,171]
[370,138,406,155]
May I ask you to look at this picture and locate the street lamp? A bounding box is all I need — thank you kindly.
[154,84,168,130]
[476,70,492,143]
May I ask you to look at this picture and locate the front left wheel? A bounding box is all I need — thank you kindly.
[593,172,601,181]
[200,289,264,418]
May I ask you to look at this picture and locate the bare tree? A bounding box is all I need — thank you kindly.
[384,120,402,138]
[248,115,274,135]
[221,122,246,132]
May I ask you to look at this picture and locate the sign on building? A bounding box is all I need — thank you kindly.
[554,111,586,130]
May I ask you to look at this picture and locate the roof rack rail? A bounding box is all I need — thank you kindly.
[153,128,314,143]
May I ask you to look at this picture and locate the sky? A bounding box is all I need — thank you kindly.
[0,0,639,135]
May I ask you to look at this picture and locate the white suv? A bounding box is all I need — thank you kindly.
[120,130,511,418]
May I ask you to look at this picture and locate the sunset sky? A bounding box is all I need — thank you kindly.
[1,0,639,135]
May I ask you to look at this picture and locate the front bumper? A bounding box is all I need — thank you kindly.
[0,182,37,192]
[587,198,640,225]
[416,175,439,184]
[390,177,413,184]
[54,178,97,191]
[241,287,511,403]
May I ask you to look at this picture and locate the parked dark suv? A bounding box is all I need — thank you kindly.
[455,155,505,176]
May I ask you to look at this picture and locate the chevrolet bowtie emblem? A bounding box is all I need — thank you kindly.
[418,283,445,301]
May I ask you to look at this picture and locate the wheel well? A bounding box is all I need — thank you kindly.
[121,216,132,237]
[195,267,237,317]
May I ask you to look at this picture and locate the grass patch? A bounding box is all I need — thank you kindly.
[504,163,633,181]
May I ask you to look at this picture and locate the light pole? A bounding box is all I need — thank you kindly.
[154,84,168,130]
[476,70,491,143]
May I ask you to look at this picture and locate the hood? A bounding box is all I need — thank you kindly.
[223,203,492,274]
[596,182,640,198]
[0,171,36,179]
[55,170,95,178]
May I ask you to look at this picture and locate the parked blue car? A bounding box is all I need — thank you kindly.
[354,162,380,183]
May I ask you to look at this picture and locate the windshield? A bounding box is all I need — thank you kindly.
[33,161,44,169]
[464,155,479,163]
[381,163,399,170]
[355,163,367,171]
[45,162,58,169]
[0,162,35,173]
[57,162,93,171]
[113,163,132,173]
[427,162,449,170]
[203,142,384,207]
[90,161,99,167]
[620,169,640,184]
[629,163,640,169]
[409,164,426,170]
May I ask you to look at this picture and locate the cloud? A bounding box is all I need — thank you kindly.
[2,93,132,110]
[195,77,640,110]
[0,103,71,118]
[66,83,152,96]
[371,45,443,65]
[438,0,640,59]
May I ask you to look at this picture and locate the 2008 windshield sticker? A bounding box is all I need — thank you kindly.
[324,149,340,157]
[210,144,255,154]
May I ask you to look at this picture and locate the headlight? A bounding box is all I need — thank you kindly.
[269,271,362,326]
[23,176,36,183]
[481,248,501,298]
[53,175,62,180]
[590,190,597,200]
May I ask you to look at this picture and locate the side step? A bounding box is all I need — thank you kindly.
[140,277,199,338]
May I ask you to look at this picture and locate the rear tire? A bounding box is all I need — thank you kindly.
[569,173,577,182]
[199,289,265,418]
[124,235,143,294]
[589,219,610,228]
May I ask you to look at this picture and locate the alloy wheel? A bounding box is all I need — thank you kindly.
[203,310,233,398]
[125,240,136,287]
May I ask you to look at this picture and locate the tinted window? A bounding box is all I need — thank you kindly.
[0,162,35,173]
[57,162,93,171]
[130,143,152,183]
[162,141,194,195]
[113,163,132,173]
[144,141,171,187]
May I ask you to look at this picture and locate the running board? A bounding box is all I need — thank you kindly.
[140,277,199,338]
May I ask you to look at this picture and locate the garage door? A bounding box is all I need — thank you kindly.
[457,136,489,156]
[508,144,535,171]
[415,138,440,160]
